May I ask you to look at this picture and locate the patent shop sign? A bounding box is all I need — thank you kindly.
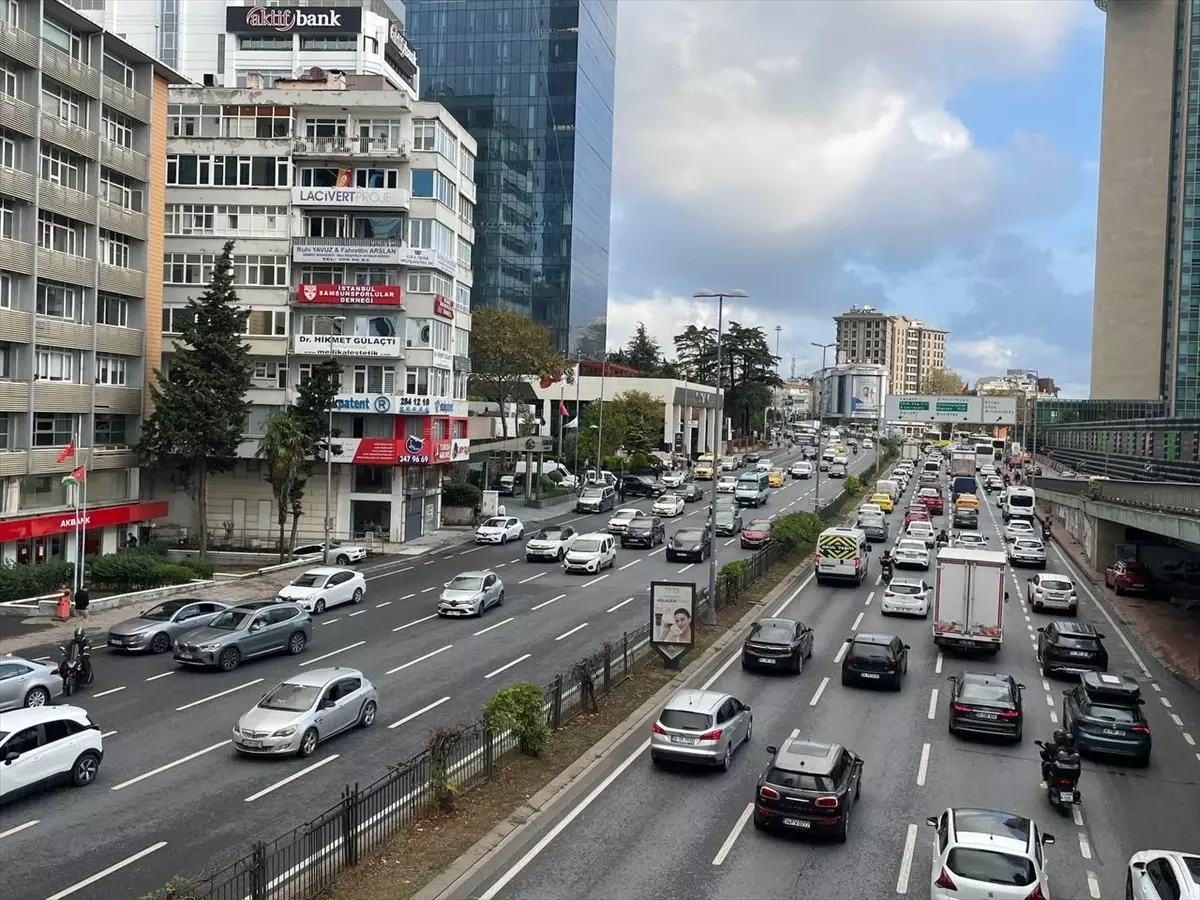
[296,283,403,307]
[226,6,362,34]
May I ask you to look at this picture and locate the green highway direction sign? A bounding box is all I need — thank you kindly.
[884,394,983,423]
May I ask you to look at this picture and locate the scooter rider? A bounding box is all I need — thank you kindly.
[880,548,894,582]
[66,626,93,684]
[936,528,950,549]
[1039,729,1078,778]
[1042,517,1052,541]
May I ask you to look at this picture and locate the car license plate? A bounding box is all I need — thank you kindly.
[669,735,698,745]
[860,673,880,679]
[241,739,263,749]
[758,657,776,665]
[1102,728,1122,736]
[1070,651,1088,657]
[976,712,998,720]
[783,818,810,828]
[177,651,194,660]
[1059,791,1074,803]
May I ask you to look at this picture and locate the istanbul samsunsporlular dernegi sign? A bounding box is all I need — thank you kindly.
[226,6,364,35]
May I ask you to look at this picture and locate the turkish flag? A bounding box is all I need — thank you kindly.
[560,401,569,417]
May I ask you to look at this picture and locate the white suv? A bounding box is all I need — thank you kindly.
[928,807,1055,900]
[0,705,104,800]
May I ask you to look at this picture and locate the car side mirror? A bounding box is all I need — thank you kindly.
[925,816,937,827]
[1097,632,1106,639]
[1132,861,1146,872]
[903,643,911,650]
[1036,626,1045,633]
[1041,833,1055,845]
[1004,592,1010,602]
[766,745,778,755]
[946,676,955,683]
[3,751,17,763]
[1017,684,1026,690]
[444,582,450,588]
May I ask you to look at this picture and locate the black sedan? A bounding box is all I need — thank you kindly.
[620,515,665,549]
[665,527,711,562]
[679,482,704,502]
[754,738,862,842]
[620,475,663,499]
[741,618,815,673]
[946,672,1025,742]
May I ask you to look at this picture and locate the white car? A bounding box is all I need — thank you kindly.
[833,455,849,467]
[292,541,368,565]
[862,439,874,449]
[1061,469,1076,478]
[859,503,883,519]
[653,493,686,516]
[980,465,998,478]
[893,539,930,570]
[1008,538,1046,568]
[790,461,813,479]
[524,525,578,561]
[475,516,524,544]
[563,532,617,574]
[906,521,936,548]
[756,458,773,471]
[881,579,931,617]
[0,705,103,800]
[927,807,1055,900]
[715,475,738,494]
[661,471,686,488]
[1004,519,1036,543]
[952,533,989,550]
[1126,850,1200,900]
[277,567,366,614]
[1026,573,1078,615]
[607,507,645,533]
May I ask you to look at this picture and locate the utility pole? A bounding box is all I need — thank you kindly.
[811,341,836,513]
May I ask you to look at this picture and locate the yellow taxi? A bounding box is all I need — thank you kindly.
[835,443,846,454]
[768,469,786,488]
[869,491,894,512]
[694,454,715,480]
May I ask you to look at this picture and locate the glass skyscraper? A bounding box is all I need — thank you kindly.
[406,0,616,357]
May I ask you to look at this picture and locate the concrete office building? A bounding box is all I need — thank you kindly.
[150,71,476,546]
[833,305,947,395]
[0,0,185,564]
[406,0,617,357]
[1091,0,1200,416]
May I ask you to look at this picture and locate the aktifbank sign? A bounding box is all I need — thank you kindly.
[226,6,363,34]
[292,187,410,209]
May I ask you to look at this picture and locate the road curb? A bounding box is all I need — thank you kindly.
[414,553,816,900]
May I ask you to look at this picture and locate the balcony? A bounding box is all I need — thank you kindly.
[0,94,36,137]
[94,385,141,414]
[291,186,410,210]
[99,264,146,297]
[99,143,149,182]
[99,201,148,241]
[0,308,29,343]
[101,78,151,123]
[0,23,38,68]
[38,248,94,286]
[42,44,102,98]
[293,137,410,161]
[96,323,144,357]
[32,380,92,413]
[0,165,34,202]
[41,114,98,159]
[39,179,97,224]
[0,237,34,275]
[0,450,27,476]
[33,316,91,350]
[0,379,28,412]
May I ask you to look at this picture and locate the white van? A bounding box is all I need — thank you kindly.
[815,526,871,585]
[875,479,900,502]
[514,460,577,488]
[735,471,771,507]
[1003,486,1036,522]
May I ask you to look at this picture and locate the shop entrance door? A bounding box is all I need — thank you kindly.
[404,496,424,542]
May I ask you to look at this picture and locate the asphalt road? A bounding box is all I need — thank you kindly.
[454,466,1200,900]
[0,446,881,900]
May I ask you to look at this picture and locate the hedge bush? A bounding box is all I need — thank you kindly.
[0,560,74,603]
[771,511,824,551]
[717,559,750,594]
[443,480,482,508]
[844,474,863,497]
[483,680,550,755]
[87,550,212,593]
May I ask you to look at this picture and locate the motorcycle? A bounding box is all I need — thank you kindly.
[56,642,94,696]
[880,562,894,585]
[1035,740,1081,814]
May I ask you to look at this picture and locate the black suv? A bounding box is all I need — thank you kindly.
[620,515,664,549]
[841,633,909,690]
[620,475,663,499]
[744,453,761,464]
[753,737,863,842]
[1036,620,1108,678]
[1062,671,1151,765]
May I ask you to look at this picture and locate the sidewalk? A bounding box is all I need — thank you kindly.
[1038,508,1200,689]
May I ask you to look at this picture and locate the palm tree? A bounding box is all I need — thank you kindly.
[258,412,311,562]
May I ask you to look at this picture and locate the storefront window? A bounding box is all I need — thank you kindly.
[403,466,424,493]
[352,466,391,494]
[20,474,66,510]
[87,469,130,503]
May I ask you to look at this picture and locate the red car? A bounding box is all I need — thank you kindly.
[904,506,931,527]
[741,518,774,549]
[917,488,944,515]
[1105,560,1154,595]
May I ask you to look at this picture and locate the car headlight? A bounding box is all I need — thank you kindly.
[271,726,297,738]
[197,642,221,651]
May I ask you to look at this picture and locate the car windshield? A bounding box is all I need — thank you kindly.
[958,535,984,543]
[748,520,771,531]
[140,600,189,621]
[291,573,328,588]
[675,530,703,541]
[1015,541,1043,551]
[259,683,321,712]
[658,494,680,502]
[627,518,654,529]
[766,767,833,791]
[582,488,604,498]
[715,510,736,523]
[1085,704,1140,724]
[1008,522,1033,531]
[889,583,923,595]
[1183,857,1200,884]
[482,518,506,528]
[658,709,711,731]
[613,510,639,520]
[1010,495,1034,507]
[721,458,735,465]
[208,609,252,630]
[898,541,926,553]
[947,848,1036,886]
[909,524,932,533]
[920,489,938,497]
[750,622,796,643]
[446,576,484,592]
[960,680,1012,704]
[1041,577,1072,591]
[534,528,563,541]
[573,538,603,553]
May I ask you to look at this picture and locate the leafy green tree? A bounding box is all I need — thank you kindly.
[138,240,251,558]
[258,412,310,561]
[287,359,341,548]
[609,323,667,376]
[470,307,560,437]
[920,368,966,395]
[673,322,781,437]
[610,390,663,454]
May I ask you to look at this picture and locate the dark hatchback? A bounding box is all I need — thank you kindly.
[620,515,665,549]
[714,508,743,536]
[620,475,664,499]
[665,528,711,562]
[841,633,909,690]
[753,738,862,842]
[946,672,1025,742]
[1037,620,1108,678]
[741,618,815,674]
[745,452,761,465]
[1062,671,1151,765]
[679,482,704,502]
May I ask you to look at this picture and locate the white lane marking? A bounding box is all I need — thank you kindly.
[321,618,342,626]
[175,679,263,712]
[101,730,117,738]
[375,601,392,608]
[474,617,514,636]
[916,743,930,786]
[834,640,850,664]
[789,728,801,739]
[927,689,939,720]
[1050,711,1059,724]
[934,652,943,674]
[774,573,814,617]
[348,610,366,618]
[1042,679,1051,692]
[424,560,437,566]
[386,644,454,676]
[1046,695,1054,707]
[458,548,479,556]
[711,803,754,866]
[400,593,416,600]
[1072,806,1084,827]
[607,597,636,613]
[300,641,366,667]
[485,653,531,679]
[393,614,437,632]
[1152,682,1162,692]
[244,755,340,803]
[1161,696,1173,709]
[420,586,439,593]
[582,574,611,588]
[0,820,38,840]
[1078,832,1092,860]
[145,671,173,682]
[1087,871,1101,899]
[388,696,452,730]
[864,591,874,607]
[677,564,695,574]
[1171,713,1184,727]
[519,572,546,584]
[896,823,918,894]
[618,559,641,571]
[43,841,168,900]
[723,538,736,547]
[808,676,830,707]
[649,547,665,556]
[555,622,588,641]
[850,612,864,631]
[111,742,231,791]
[531,594,566,611]
[1184,732,1196,746]
[495,563,507,569]
[91,686,126,699]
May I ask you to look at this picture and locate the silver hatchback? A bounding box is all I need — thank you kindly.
[0,655,63,710]
[437,570,504,617]
[650,689,753,770]
[233,667,377,758]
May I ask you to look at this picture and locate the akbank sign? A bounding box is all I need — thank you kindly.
[334,395,392,413]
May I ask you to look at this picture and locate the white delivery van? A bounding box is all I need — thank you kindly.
[932,548,1008,654]
[875,479,899,502]
[514,460,577,488]
[1003,486,1036,522]
[815,526,871,585]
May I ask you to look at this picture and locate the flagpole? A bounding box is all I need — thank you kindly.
[78,444,88,595]
[572,358,582,478]
[72,430,81,595]
[557,374,565,462]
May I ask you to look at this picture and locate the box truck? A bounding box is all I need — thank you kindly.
[932,547,1008,654]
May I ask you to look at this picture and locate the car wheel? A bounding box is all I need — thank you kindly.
[498,590,505,606]
[335,554,350,565]
[557,548,566,561]
[148,631,172,654]
[314,599,327,614]
[518,529,524,540]
[720,742,732,771]
[1040,660,1051,678]
[835,804,850,843]
[352,588,363,604]
[218,647,241,672]
[1013,723,1023,743]
[358,700,377,728]
[500,532,508,545]
[752,812,767,831]
[744,717,753,743]
[1114,584,1124,596]
[298,728,319,758]
[288,631,307,655]
[70,751,101,787]
[841,671,852,686]
[23,686,50,707]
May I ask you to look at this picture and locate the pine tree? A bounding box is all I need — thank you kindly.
[286,359,342,549]
[138,240,252,558]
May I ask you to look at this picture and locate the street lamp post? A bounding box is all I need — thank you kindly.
[1028,369,1040,489]
[810,341,836,513]
[320,315,346,560]
[695,288,748,627]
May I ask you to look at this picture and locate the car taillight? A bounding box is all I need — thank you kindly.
[814,796,839,809]
[651,723,666,735]
[953,704,971,713]
[1132,725,1151,734]
[814,554,821,563]
[1034,587,1043,594]
[1025,883,1046,900]
[759,785,780,801]
[699,729,723,741]
[934,868,956,890]
[999,710,1020,718]
[853,556,861,566]
[1055,777,1074,784]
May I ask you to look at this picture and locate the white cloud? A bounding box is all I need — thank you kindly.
[950,334,1090,397]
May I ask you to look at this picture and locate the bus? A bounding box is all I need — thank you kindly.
[973,442,995,471]
[991,438,1006,461]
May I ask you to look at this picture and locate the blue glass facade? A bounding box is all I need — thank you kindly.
[406,0,616,357]
[1175,0,1200,414]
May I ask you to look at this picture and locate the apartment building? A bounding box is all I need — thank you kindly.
[0,0,184,566]
[150,71,475,546]
[833,305,948,395]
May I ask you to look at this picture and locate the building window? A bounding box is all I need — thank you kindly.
[100,169,141,211]
[456,236,472,268]
[96,292,129,327]
[352,465,391,493]
[35,281,76,319]
[404,366,429,395]
[0,63,15,98]
[21,473,67,508]
[359,119,404,150]
[455,282,470,312]
[304,215,349,238]
[356,167,401,189]
[298,264,344,283]
[102,53,135,89]
[40,144,84,190]
[85,468,130,503]
[164,204,288,238]
[42,18,83,60]
[352,216,403,239]
[0,412,10,450]
[0,131,15,170]
[299,36,356,51]
[34,347,76,382]
[297,362,341,390]
[245,309,287,336]
[252,360,287,388]
[354,267,393,286]
[303,118,347,140]
[102,111,134,149]
[232,255,287,286]
[0,341,11,378]
[459,147,475,181]
[352,364,395,394]
[407,270,453,296]
[413,120,436,152]
[94,354,127,385]
[37,212,83,255]
[297,315,343,336]
[166,155,290,187]
[41,83,84,126]
[237,35,291,51]
[0,273,11,309]
[161,307,194,333]
[100,230,131,268]
[458,194,474,226]
[0,198,12,239]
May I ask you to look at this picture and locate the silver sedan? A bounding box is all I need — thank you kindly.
[107,598,231,653]
[0,655,63,710]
